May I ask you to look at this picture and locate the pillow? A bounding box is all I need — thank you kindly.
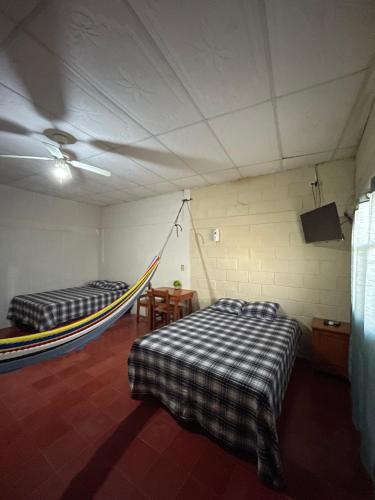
[242,301,279,320]
[210,298,246,315]
[87,280,107,288]
[87,280,129,291]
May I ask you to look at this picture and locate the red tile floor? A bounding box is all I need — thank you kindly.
[0,315,373,500]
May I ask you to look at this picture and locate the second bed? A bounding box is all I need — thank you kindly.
[128,302,301,488]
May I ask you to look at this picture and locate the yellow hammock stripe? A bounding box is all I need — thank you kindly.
[0,256,159,347]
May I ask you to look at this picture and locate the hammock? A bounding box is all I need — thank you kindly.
[0,199,190,374]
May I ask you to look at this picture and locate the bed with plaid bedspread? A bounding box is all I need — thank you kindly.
[7,286,124,332]
[128,306,301,488]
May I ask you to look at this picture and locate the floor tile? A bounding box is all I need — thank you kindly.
[102,394,140,423]
[176,477,219,500]
[89,386,122,408]
[114,437,160,485]
[0,452,55,500]
[0,430,37,479]
[4,389,49,420]
[138,411,182,453]
[192,443,236,497]
[73,410,116,442]
[42,428,91,471]
[26,416,72,449]
[92,468,147,500]
[142,455,188,500]
[28,473,67,500]
[162,429,209,473]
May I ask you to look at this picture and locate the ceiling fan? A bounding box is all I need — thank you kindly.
[0,130,111,183]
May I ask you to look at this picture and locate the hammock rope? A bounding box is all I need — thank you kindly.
[0,198,191,374]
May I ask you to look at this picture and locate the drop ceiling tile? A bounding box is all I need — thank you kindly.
[124,185,156,198]
[0,11,14,42]
[150,181,179,194]
[28,0,201,134]
[0,33,150,145]
[78,193,115,206]
[278,72,364,157]
[86,149,164,185]
[0,41,67,126]
[0,172,16,185]
[124,137,196,180]
[76,173,138,193]
[239,160,281,178]
[0,0,40,22]
[209,101,280,166]
[172,175,208,189]
[101,190,134,202]
[130,0,270,117]
[0,74,109,162]
[158,122,232,174]
[0,132,54,159]
[0,85,53,142]
[59,191,103,205]
[9,173,63,194]
[84,190,132,205]
[282,151,333,171]
[61,89,150,147]
[203,168,241,185]
[0,155,53,178]
[332,147,356,161]
[266,0,375,96]
[338,69,375,149]
[57,192,95,204]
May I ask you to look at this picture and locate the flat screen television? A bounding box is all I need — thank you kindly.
[300,202,342,243]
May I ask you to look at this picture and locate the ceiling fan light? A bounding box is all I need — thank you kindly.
[53,159,72,183]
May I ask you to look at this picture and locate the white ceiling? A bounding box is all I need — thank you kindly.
[0,0,374,206]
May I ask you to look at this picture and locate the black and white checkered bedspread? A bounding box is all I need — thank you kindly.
[128,306,301,488]
[7,286,123,331]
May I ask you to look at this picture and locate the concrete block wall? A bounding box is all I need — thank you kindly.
[190,159,354,356]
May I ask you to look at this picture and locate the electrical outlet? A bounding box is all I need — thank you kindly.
[181,264,185,271]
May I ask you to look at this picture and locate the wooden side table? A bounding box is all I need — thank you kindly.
[312,318,351,378]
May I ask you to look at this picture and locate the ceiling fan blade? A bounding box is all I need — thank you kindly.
[42,142,64,159]
[0,154,53,161]
[69,160,111,177]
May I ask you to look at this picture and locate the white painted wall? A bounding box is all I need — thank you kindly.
[356,104,375,194]
[0,185,100,327]
[100,191,191,306]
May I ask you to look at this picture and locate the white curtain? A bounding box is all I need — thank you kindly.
[350,192,375,485]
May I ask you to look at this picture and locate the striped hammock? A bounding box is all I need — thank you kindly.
[0,198,190,374]
[0,256,160,374]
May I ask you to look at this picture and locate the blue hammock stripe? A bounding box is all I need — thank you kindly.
[0,256,160,373]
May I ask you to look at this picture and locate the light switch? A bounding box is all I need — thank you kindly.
[181,264,185,271]
[212,228,220,242]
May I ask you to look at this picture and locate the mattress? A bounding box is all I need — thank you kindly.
[128,306,301,488]
[7,286,124,332]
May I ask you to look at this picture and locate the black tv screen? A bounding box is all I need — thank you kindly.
[300,202,342,243]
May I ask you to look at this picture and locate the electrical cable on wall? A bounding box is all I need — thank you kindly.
[310,164,322,208]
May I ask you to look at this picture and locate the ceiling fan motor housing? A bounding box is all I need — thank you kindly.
[44,129,76,146]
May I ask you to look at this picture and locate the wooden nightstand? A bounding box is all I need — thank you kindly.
[312,318,351,378]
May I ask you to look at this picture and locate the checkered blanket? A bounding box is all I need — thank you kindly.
[7,286,124,331]
[128,306,301,488]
